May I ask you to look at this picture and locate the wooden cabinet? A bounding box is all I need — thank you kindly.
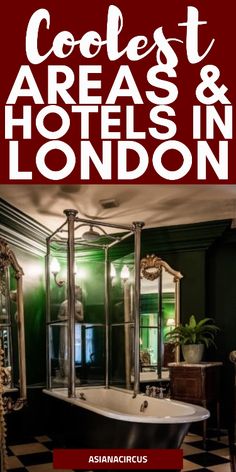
[168,362,222,444]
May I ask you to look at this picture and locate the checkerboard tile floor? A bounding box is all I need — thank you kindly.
[5,433,231,471]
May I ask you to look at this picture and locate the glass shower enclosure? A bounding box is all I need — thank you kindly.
[45,210,144,397]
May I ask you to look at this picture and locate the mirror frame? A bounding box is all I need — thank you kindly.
[140,254,183,377]
[0,238,27,399]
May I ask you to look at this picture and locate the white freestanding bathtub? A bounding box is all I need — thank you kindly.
[44,386,209,450]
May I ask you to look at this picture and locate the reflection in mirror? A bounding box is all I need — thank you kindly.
[48,253,107,388]
[109,252,134,390]
[140,254,183,380]
[0,266,11,373]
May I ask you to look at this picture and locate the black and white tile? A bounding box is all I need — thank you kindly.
[6,435,73,472]
[5,433,231,471]
[183,433,231,471]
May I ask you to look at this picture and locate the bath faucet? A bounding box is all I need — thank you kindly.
[146,385,159,397]
[151,386,158,397]
[140,400,148,412]
[158,387,166,399]
[79,392,86,400]
[145,385,166,398]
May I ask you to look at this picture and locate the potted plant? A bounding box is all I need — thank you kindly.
[165,315,220,363]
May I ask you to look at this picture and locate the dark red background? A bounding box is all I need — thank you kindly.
[53,448,183,469]
[0,0,235,184]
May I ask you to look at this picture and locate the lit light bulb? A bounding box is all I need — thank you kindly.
[50,258,60,274]
[166,318,175,327]
[110,263,116,279]
[50,258,65,287]
[166,318,175,332]
[77,267,86,279]
[120,265,130,281]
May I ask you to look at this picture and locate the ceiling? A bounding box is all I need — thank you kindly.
[0,184,236,233]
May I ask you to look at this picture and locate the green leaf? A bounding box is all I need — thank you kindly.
[197,317,214,327]
[165,314,219,348]
[189,315,197,328]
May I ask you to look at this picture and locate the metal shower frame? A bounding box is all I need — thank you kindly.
[45,209,144,398]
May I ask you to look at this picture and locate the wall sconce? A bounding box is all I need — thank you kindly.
[76,266,86,280]
[51,258,85,287]
[110,263,116,286]
[50,258,65,287]
[120,265,130,283]
[166,318,175,331]
[110,263,116,279]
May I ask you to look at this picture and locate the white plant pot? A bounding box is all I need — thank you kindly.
[181,344,204,363]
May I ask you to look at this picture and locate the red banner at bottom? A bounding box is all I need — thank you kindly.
[53,448,183,470]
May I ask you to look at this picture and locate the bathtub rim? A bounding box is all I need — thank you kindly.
[43,386,210,424]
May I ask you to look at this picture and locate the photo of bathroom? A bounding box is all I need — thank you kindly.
[0,184,236,471]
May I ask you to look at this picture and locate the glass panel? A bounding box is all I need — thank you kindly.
[49,324,105,388]
[140,276,160,374]
[109,250,135,390]
[49,254,68,323]
[49,323,66,388]
[48,252,105,325]
[110,324,134,388]
[162,270,176,336]
[109,253,134,325]
[48,243,107,389]
[78,325,105,385]
[46,223,136,393]
[76,260,105,325]
[140,327,158,369]
[140,254,182,379]
[141,276,159,316]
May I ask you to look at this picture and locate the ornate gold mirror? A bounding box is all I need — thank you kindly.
[140,254,183,381]
[0,238,27,399]
[0,239,27,471]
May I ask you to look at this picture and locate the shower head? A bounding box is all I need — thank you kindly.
[82,226,101,242]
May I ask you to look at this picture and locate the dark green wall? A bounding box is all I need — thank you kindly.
[140,220,235,427]
[179,251,206,320]
[143,250,206,322]
[206,231,236,424]
[207,232,236,358]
